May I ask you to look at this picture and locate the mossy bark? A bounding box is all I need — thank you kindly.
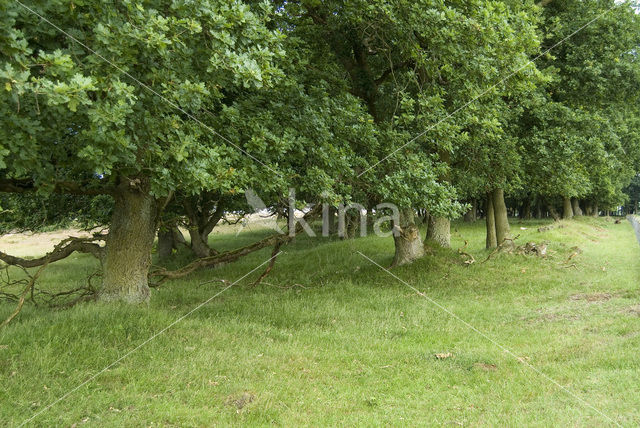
[426,216,450,248]
[188,228,213,258]
[392,209,424,267]
[100,185,156,304]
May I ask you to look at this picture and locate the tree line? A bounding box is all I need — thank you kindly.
[1,0,640,303]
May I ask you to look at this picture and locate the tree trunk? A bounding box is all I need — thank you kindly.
[547,203,561,221]
[584,201,593,216]
[562,197,574,219]
[188,228,213,258]
[535,200,543,219]
[426,216,450,248]
[485,194,497,249]
[592,203,599,217]
[571,198,583,216]
[519,199,532,220]
[492,189,511,245]
[391,209,424,267]
[463,199,477,222]
[327,206,337,235]
[157,228,174,261]
[100,185,156,303]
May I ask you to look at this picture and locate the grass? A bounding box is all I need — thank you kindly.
[1,216,639,427]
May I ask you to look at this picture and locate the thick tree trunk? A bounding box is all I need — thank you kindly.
[188,228,213,258]
[492,189,511,245]
[157,229,174,261]
[547,203,561,221]
[592,204,599,217]
[426,216,450,248]
[100,185,156,303]
[392,209,424,267]
[563,197,574,219]
[584,201,593,216]
[571,198,583,216]
[485,194,497,249]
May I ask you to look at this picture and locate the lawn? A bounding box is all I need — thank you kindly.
[1,217,639,427]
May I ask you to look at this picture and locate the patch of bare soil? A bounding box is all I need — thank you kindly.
[569,292,612,303]
[226,391,256,410]
[473,362,497,372]
[624,305,640,316]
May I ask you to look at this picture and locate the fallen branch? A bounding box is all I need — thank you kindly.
[0,261,49,328]
[150,205,321,285]
[252,241,283,286]
[482,234,521,263]
[457,240,476,266]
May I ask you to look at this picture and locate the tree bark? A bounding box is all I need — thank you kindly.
[592,203,599,217]
[100,184,156,303]
[327,206,337,235]
[562,197,574,219]
[157,228,174,261]
[188,228,213,258]
[519,199,532,220]
[492,189,511,245]
[547,202,561,221]
[426,216,450,248]
[391,209,424,267]
[571,198,583,216]
[485,194,497,249]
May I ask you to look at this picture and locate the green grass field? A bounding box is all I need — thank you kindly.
[1,217,639,426]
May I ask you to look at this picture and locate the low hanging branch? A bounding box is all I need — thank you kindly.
[150,205,321,285]
[0,235,106,268]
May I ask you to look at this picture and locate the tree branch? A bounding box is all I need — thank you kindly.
[0,179,114,196]
[150,205,321,284]
[0,236,106,268]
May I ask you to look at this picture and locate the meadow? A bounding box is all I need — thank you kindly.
[1,217,639,427]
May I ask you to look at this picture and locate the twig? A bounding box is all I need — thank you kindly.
[481,234,521,263]
[0,261,49,328]
[457,240,476,266]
